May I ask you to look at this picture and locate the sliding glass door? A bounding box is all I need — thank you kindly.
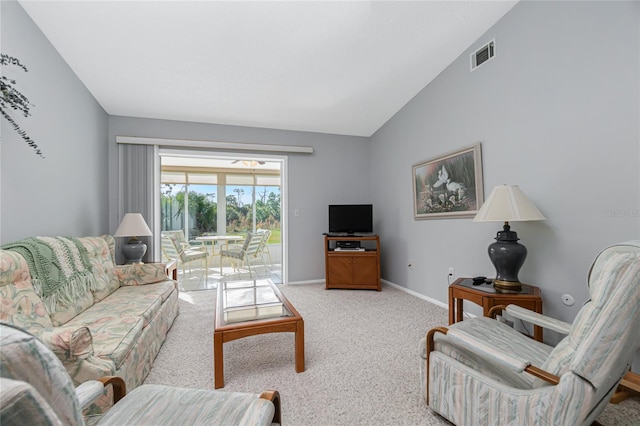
[159,153,285,283]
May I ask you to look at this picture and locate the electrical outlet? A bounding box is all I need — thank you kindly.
[448,267,455,278]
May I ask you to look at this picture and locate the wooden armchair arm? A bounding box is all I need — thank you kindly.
[488,304,508,319]
[489,304,572,335]
[259,390,281,424]
[98,376,127,403]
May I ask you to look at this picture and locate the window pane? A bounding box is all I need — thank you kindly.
[226,185,253,233]
[161,184,184,232]
[186,185,217,237]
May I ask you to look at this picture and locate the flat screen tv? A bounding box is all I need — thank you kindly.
[328,204,373,235]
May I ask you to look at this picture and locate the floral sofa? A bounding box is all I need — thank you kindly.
[0,235,179,400]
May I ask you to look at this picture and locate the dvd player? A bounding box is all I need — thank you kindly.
[336,240,361,249]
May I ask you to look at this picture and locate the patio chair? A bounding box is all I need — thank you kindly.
[220,232,263,278]
[161,230,205,252]
[0,322,281,425]
[255,229,273,271]
[421,240,640,425]
[161,231,208,278]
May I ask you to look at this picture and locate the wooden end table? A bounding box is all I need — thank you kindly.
[449,277,543,342]
[165,259,178,281]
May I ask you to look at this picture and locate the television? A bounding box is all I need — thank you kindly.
[328,204,373,235]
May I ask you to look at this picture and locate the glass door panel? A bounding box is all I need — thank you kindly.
[160,154,284,284]
[225,175,254,235]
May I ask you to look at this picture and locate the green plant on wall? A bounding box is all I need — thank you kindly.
[0,54,44,158]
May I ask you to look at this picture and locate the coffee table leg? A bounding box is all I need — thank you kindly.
[295,319,305,373]
[214,331,224,389]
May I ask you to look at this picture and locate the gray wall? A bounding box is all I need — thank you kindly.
[370,0,640,338]
[108,116,371,282]
[0,0,109,243]
[3,0,639,335]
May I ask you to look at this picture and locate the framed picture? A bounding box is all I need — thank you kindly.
[412,143,484,219]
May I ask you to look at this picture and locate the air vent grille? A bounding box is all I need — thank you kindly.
[471,40,495,71]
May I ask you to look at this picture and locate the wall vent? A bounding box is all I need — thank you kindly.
[471,40,495,71]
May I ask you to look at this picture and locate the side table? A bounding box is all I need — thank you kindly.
[449,277,543,342]
[165,259,178,281]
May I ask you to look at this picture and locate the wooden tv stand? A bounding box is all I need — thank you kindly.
[324,235,380,291]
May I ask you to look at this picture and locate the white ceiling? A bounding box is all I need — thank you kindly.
[19,0,518,137]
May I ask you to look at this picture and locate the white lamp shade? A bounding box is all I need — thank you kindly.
[473,185,545,222]
[114,213,152,237]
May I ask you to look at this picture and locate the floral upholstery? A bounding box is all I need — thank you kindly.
[0,250,53,331]
[1,322,85,425]
[80,236,121,303]
[1,323,279,426]
[421,240,640,425]
[0,235,179,412]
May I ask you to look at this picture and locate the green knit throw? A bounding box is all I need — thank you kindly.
[2,236,96,313]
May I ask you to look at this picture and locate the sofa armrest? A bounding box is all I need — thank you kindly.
[115,263,170,286]
[32,326,116,386]
[34,326,94,361]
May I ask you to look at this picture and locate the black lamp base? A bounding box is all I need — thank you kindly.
[121,238,147,264]
[488,222,527,290]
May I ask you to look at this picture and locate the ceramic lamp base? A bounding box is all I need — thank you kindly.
[488,223,527,290]
[122,239,147,264]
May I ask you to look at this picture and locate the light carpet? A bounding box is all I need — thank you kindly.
[144,283,640,425]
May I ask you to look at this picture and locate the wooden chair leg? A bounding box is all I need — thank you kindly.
[611,371,640,404]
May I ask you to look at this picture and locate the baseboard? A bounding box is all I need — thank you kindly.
[286,278,457,315]
[381,279,449,310]
[285,279,325,286]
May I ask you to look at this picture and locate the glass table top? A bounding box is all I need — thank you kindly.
[218,280,293,325]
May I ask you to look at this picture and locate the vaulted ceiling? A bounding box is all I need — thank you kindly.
[19,1,518,137]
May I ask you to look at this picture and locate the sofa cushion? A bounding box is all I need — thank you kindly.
[0,250,53,330]
[62,281,175,369]
[77,236,121,303]
[49,292,95,327]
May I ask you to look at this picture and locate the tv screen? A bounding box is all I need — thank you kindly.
[328,204,373,235]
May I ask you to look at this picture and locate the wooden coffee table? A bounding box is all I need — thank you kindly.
[214,279,304,389]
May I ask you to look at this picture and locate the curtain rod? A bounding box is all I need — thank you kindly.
[116,136,314,154]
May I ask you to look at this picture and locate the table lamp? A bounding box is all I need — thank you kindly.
[473,185,545,290]
[114,213,152,264]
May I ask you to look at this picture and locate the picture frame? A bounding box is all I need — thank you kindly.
[412,143,484,220]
